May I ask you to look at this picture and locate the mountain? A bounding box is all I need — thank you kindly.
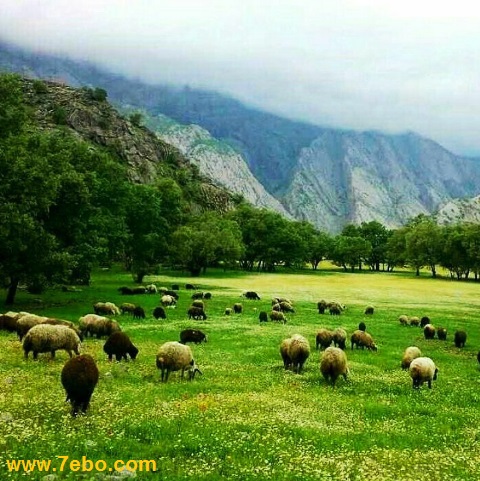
[2,40,480,232]
[435,196,480,225]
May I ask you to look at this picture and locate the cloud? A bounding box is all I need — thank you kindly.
[1,0,480,155]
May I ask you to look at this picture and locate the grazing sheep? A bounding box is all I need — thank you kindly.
[436,327,447,341]
[259,311,268,323]
[192,300,205,309]
[156,341,202,382]
[191,292,204,300]
[399,315,409,326]
[163,290,179,300]
[409,316,420,327]
[16,314,48,341]
[161,295,177,307]
[185,284,197,290]
[420,316,431,328]
[180,329,207,344]
[171,284,180,291]
[358,321,366,332]
[42,318,83,342]
[133,306,146,320]
[454,330,467,348]
[332,328,347,350]
[145,284,158,294]
[280,334,310,373]
[23,324,81,359]
[224,308,232,315]
[153,306,166,320]
[61,354,99,416]
[317,300,327,314]
[409,357,438,389]
[364,306,374,315]
[329,303,342,315]
[0,311,22,332]
[233,303,243,314]
[103,331,138,361]
[279,301,295,313]
[242,291,261,300]
[401,346,422,370]
[132,287,147,295]
[120,303,136,315]
[350,330,377,351]
[423,324,436,340]
[320,347,349,386]
[269,311,287,324]
[188,306,207,320]
[203,292,212,300]
[93,302,120,316]
[316,328,334,350]
[78,314,121,339]
[118,286,134,295]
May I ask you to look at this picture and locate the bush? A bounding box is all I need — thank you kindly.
[32,80,48,94]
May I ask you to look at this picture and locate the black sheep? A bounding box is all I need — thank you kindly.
[191,292,204,300]
[454,330,467,348]
[259,311,268,323]
[358,321,366,332]
[118,286,133,295]
[233,303,243,314]
[133,306,145,319]
[103,331,139,361]
[203,292,212,300]
[243,291,261,300]
[188,306,207,320]
[153,306,166,320]
[420,316,430,328]
[317,300,327,314]
[61,354,99,416]
[180,329,207,344]
[163,290,179,300]
[185,283,197,290]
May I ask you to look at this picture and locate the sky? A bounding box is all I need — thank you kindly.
[1,0,480,155]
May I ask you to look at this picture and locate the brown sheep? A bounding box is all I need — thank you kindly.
[350,330,377,351]
[103,332,139,361]
[316,328,334,350]
[423,324,436,340]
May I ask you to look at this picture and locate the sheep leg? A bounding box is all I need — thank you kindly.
[428,380,432,389]
[51,350,56,359]
[115,354,122,362]
[33,351,38,360]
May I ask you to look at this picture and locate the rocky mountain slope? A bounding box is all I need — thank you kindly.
[2,40,480,232]
[435,196,480,225]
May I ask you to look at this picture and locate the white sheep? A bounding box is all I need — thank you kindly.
[23,324,81,359]
[409,357,438,389]
[78,314,120,338]
[16,314,48,341]
[156,341,202,382]
[161,294,177,307]
[401,346,422,370]
[320,346,349,386]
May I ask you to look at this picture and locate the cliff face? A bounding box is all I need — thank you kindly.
[436,196,480,225]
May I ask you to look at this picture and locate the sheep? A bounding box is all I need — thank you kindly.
[16,314,48,341]
[350,330,377,351]
[156,341,202,382]
[233,303,243,314]
[42,318,83,341]
[192,300,205,309]
[401,346,422,370]
[364,306,374,315]
[279,301,295,313]
[185,284,197,290]
[158,287,168,294]
[145,284,158,294]
[153,306,166,320]
[118,286,134,295]
[191,292,204,300]
[399,315,409,326]
[317,300,327,314]
[133,306,146,320]
[61,354,99,416]
[103,331,138,361]
[259,311,268,323]
[203,292,212,300]
[23,324,81,359]
[316,328,334,350]
[188,306,207,320]
[358,321,366,332]
[409,316,420,327]
[320,347,349,386]
[78,314,121,339]
[132,286,147,294]
[0,311,22,332]
[161,295,177,307]
[280,334,310,373]
[436,327,447,341]
[242,291,261,300]
[93,302,120,316]
[120,303,136,315]
[329,303,342,315]
[332,328,347,350]
[423,324,436,340]
[269,311,287,324]
[454,330,467,348]
[224,308,232,315]
[420,316,431,328]
[180,329,207,344]
[409,357,438,389]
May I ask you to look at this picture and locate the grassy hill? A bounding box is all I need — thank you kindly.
[1,268,480,480]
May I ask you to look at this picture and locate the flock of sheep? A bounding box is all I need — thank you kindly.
[0,283,475,416]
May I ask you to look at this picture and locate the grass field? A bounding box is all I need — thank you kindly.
[1,267,480,480]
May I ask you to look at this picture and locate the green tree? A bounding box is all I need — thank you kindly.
[359,221,390,271]
[331,236,372,272]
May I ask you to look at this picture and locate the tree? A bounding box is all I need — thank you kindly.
[331,236,372,272]
[359,221,390,271]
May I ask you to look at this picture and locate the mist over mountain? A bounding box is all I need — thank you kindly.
[2,40,480,232]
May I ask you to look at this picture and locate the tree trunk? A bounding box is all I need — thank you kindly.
[416,267,420,276]
[5,277,19,305]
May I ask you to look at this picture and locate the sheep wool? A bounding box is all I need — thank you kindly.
[269,311,287,324]
[103,331,138,361]
[288,334,310,374]
[156,341,202,382]
[180,329,207,345]
[332,328,347,350]
[409,357,438,389]
[401,346,422,370]
[409,316,420,327]
[23,324,81,360]
[320,347,349,386]
[364,306,374,315]
[16,314,49,341]
[315,328,334,350]
[350,330,377,351]
[454,330,467,348]
[423,324,436,340]
[78,314,120,338]
[61,354,99,416]
[398,315,409,326]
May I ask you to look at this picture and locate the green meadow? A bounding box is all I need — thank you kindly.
[1,267,480,480]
